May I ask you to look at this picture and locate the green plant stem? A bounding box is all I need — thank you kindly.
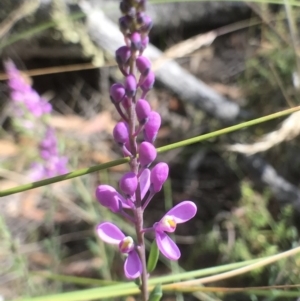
[1,106,299,197]
[127,51,148,300]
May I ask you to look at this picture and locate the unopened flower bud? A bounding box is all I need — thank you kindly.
[136,12,146,24]
[150,162,169,193]
[95,185,122,212]
[119,16,132,34]
[120,1,131,14]
[136,56,151,76]
[119,172,138,196]
[120,1,136,16]
[113,121,129,145]
[139,14,153,34]
[139,142,157,167]
[141,71,155,93]
[116,46,131,67]
[125,75,137,97]
[136,99,151,124]
[130,32,142,51]
[144,111,161,143]
[110,83,125,103]
[122,95,131,110]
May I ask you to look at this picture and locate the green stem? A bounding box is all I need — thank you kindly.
[0,106,299,197]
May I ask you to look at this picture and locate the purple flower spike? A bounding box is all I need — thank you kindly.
[95,185,130,212]
[136,99,151,124]
[130,32,142,51]
[150,162,169,193]
[110,83,126,104]
[116,46,131,67]
[113,121,129,145]
[136,56,151,76]
[125,75,137,98]
[144,111,161,143]
[97,222,142,279]
[141,71,155,93]
[119,172,138,196]
[154,201,197,260]
[139,141,157,167]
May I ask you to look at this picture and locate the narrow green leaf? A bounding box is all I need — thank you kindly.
[147,240,160,273]
[0,106,299,197]
[148,284,163,301]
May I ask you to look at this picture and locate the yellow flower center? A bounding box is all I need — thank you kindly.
[162,216,177,231]
[119,236,134,253]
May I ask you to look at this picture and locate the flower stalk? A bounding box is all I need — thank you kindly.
[95,1,197,300]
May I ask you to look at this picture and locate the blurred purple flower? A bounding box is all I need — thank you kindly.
[153,201,197,260]
[5,61,68,180]
[30,127,68,180]
[5,60,52,118]
[97,222,142,279]
[95,184,131,212]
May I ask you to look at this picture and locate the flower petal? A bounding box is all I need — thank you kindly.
[164,201,197,224]
[96,222,125,244]
[155,231,180,260]
[124,250,142,279]
[140,168,150,200]
[95,185,130,212]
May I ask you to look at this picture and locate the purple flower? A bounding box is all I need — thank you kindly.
[130,32,142,51]
[113,121,129,145]
[144,111,161,143]
[119,172,138,197]
[116,46,131,67]
[28,127,68,180]
[5,61,51,118]
[139,141,157,167]
[150,162,169,193]
[95,185,131,212]
[125,75,137,98]
[136,99,151,125]
[153,201,197,260]
[136,56,151,76]
[140,71,155,93]
[110,83,126,103]
[97,222,142,279]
